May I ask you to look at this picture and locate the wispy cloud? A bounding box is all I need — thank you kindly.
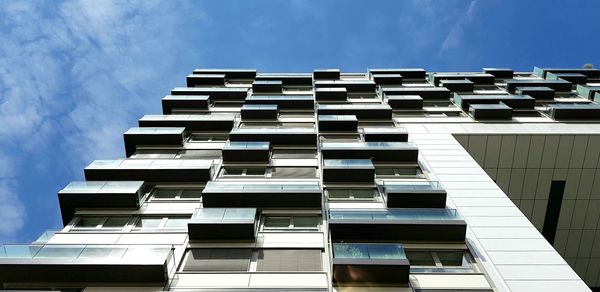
[0,0,202,241]
[441,0,478,52]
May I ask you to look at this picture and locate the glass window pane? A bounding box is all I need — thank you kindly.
[180,189,202,199]
[183,249,252,271]
[136,218,163,228]
[406,251,436,266]
[223,168,244,175]
[293,216,319,228]
[154,189,179,199]
[333,244,368,259]
[264,217,291,228]
[375,168,396,175]
[103,217,130,228]
[245,168,267,175]
[256,249,321,271]
[164,217,190,228]
[75,217,104,228]
[352,189,375,199]
[438,251,465,266]
[328,189,350,199]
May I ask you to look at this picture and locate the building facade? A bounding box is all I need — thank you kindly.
[1,67,599,291]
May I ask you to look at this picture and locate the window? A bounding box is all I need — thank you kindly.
[327,188,378,201]
[221,167,267,177]
[405,250,476,273]
[72,216,131,230]
[271,149,317,159]
[262,216,320,230]
[150,188,203,201]
[134,216,191,230]
[182,249,322,272]
[256,249,321,271]
[270,167,317,178]
[375,166,422,177]
[183,249,252,271]
[189,134,229,142]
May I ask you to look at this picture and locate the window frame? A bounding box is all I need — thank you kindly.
[261,215,321,231]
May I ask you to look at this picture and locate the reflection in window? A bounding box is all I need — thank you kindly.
[134,216,191,230]
[73,216,131,230]
[327,188,378,201]
[151,188,203,201]
[263,216,320,230]
[405,250,476,273]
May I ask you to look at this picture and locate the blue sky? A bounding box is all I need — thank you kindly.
[0,0,599,242]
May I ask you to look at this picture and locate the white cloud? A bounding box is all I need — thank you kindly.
[0,0,202,241]
[441,0,478,52]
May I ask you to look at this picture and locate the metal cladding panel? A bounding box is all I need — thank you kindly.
[369,68,426,79]
[161,95,210,114]
[192,69,257,79]
[314,88,348,101]
[240,107,278,120]
[323,168,374,183]
[229,129,317,146]
[454,94,535,110]
[252,80,283,93]
[549,105,600,120]
[222,148,270,162]
[371,74,403,85]
[382,87,451,100]
[546,72,587,84]
[328,220,467,242]
[321,144,419,163]
[386,190,447,208]
[332,259,410,285]
[318,119,358,132]
[431,73,495,86]
[188,223,256,241]
[440,79,475,92]
[515,87,555,100]
[58,191,141,225]
[314,80,377,92]
[363,131,409,142]
[483,68,514,79]
[186,74,225,86]
[533,66,600,78]
[138,116,234,132]
[123,130,184,157]
[505,79,572,93]
[245,95,315,109]
[469,104,513,120]
[255,74,313,86]
[313,69,340,80]
[387,95,424,109]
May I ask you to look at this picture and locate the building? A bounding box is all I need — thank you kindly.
[1,66,599,291]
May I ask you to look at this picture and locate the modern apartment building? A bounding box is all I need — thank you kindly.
[2,66,600,291]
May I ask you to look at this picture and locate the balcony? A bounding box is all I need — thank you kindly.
[138,114,235,132]
[188,208,258,240]
[323,159,374,183]
[515,87,555,100]
[314,80,376,92]
[576,85,600,99]
[162,95,210,114]
[546,72,587,84]
[332,243,409,285]
[483,68,514,79]
[252,80,282,93]
[123,127,185,157]
[186,74,225,86]
[318,115,358,132]
[369,68,426,79]
[371,73,403,85]
[171,87,248,101]
[384,181,447,208]
[381,87,451,100]
[328,209,466,242]
[440,79,474,92]
[533,66,600,79]
[229,127,317,146]
[58,181,145,225]
[429,73,495,86]
[222,141,270,162]
[201,181,322,208]
[245,95,314,109]
[469,104,513,120]
[241,104,278,120]
[505,79,572,93]
[362,127,408,142]
[386,95,423,109]
[321,142,418,163]
[548,103,600,120]
[192,69,257,79]
[317,104,392,120]
[255,73,313,86]
[453,94,535,110]
[84,159,213,183]
[315,88,348,101]
[313,69,340,80]
[0,244,174,287]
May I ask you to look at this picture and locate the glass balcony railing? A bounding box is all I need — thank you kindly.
[223,141,270,150]
[384,181,443,191]
[32,230,60,244]
[333,243,406,260]
[321,141,416,149]
[323,159,374,168]
[191,208,256,222]
[329,208,461,221]
[203,181,321,192]
[0,244,173,263]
